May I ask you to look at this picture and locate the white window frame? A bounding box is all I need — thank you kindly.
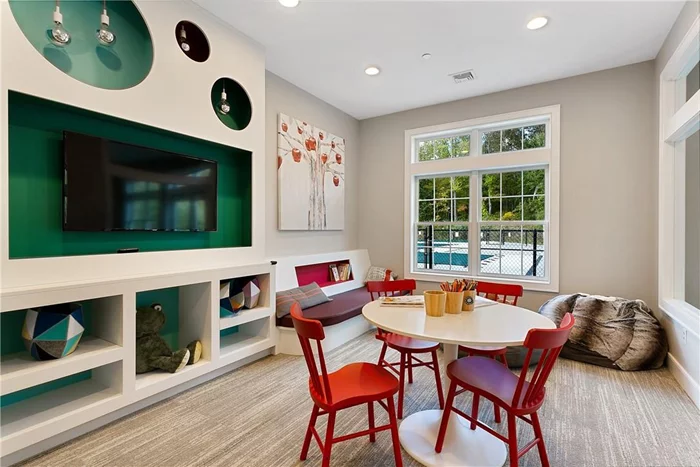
[658,15,700,334]
[404,105,560,292]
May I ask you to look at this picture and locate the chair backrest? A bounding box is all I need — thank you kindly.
[290,302,333,405]
[367,279,416,300]
[512,313,575,410]
[367,279,416,339]
[477,280,524,306]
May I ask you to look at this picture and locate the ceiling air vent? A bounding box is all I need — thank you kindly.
[449,69,475,84]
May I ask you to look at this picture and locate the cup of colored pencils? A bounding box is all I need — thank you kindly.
[441,280,466,314]
[461,279,478,311]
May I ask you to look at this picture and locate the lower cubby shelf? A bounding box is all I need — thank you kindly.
[1,337,123,396]
[134,359,211,392]
[0,361,123,454]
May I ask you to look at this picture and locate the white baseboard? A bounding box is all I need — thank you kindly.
[667,352,700,409]
[1,349,273,467]
[275,315,374,356]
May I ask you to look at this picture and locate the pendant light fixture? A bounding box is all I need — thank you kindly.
[217,82,231,115]
[179,25,190,52]
[48,0,71,47]
[96,0,116,46]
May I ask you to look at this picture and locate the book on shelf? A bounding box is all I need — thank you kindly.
[337,263,351,281]
[378,295,425,307]
[329,264,340,282]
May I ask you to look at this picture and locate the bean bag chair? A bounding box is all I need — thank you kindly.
[540,294,668,370]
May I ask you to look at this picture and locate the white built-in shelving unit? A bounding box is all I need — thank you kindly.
[0,262,276,461]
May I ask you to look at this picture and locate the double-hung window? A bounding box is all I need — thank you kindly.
[405,106,560,292]
[658,15,700,328]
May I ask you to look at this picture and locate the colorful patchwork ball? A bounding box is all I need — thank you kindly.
[241,277,260,309]
[220,279,245,317]
[22,303,84,361]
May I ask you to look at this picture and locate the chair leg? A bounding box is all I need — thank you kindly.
[368,402,376,443]
[397,351,407,419]
[378,342,388,367]
[494,403,501,424]
[507,413,518,467]
[470,394,480,430]
[435,381,457,453]
[531,412,550,467]
[387,396,403,467]
[300,404,319,460]
[322,411,336,467]
[431,349,444,409]
[407,352,414,384]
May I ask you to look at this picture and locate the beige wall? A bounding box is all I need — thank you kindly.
[265,71,360,258]
[686,63,700,309]
[358,61,657,312]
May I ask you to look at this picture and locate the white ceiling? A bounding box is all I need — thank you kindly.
[195,1,684,120]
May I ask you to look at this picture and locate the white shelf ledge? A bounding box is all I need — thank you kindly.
[220,333,273,365]
[0,337,123,396]
[220,306,272,330]
[134,359,212,393]
[0,379,121,451]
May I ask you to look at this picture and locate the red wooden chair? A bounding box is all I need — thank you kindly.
[458,280,524,423]
[436,313,575,467]
[290,303,403,467]
[367,279,444,419]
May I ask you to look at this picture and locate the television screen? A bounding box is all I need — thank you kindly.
[63,132,218,232]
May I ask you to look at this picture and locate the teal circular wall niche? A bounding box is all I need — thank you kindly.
[9,0,153,90]
[210,78,252,131]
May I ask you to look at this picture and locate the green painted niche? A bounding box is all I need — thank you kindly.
[9,0,153,90]
[211,78,253,131]
[8,91,252,259]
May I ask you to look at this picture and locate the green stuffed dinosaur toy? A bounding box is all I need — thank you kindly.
[136,303,202,374]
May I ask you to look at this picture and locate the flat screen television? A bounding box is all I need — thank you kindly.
[63,131,218,232]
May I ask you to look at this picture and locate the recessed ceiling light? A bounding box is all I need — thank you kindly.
[527,16,548,30]
[365,66,380,76]
[422,53,432,60]
[279,0,299,7]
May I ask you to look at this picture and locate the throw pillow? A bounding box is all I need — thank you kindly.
[276,282,331,318]
[365,266,395,283]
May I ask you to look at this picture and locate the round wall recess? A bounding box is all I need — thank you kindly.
[175,21,209,62]
[9,0,153,90]
[210,78,252,131]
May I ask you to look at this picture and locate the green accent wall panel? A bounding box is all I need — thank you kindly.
[8,92,252,258]
[0,371,92,408]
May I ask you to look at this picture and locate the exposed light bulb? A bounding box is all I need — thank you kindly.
[96,2,116,46]
[217,85,230,115]
[364,66,380,76]
[48,4,71,47]
[179,26,190,52]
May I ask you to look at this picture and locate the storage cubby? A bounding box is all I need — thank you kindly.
[219,317,271,364]
[219,273,272,330]
[0,296,123,397]
[1,361,122,447]
[295,259,354,288]
[134,282,212,391]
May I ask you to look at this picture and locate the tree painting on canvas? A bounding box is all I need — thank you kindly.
[277,113,345,230]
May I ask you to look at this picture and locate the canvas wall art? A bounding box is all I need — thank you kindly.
[277,113,345,230]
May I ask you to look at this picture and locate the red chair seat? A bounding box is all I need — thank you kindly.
[313,362,399,410]
[384,333,440,353]
[447,356,543,412]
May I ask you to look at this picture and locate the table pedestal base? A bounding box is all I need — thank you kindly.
[399,409,507,467]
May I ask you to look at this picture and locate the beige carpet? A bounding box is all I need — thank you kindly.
[21,332,700,467]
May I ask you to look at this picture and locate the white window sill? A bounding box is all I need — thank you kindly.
[405,270,558,293]
[659,298,700,339]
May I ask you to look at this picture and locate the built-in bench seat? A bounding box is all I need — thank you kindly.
[277,286,370,328]
[273,249,374,355]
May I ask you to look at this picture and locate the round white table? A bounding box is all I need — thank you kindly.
[362,299,556,467]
